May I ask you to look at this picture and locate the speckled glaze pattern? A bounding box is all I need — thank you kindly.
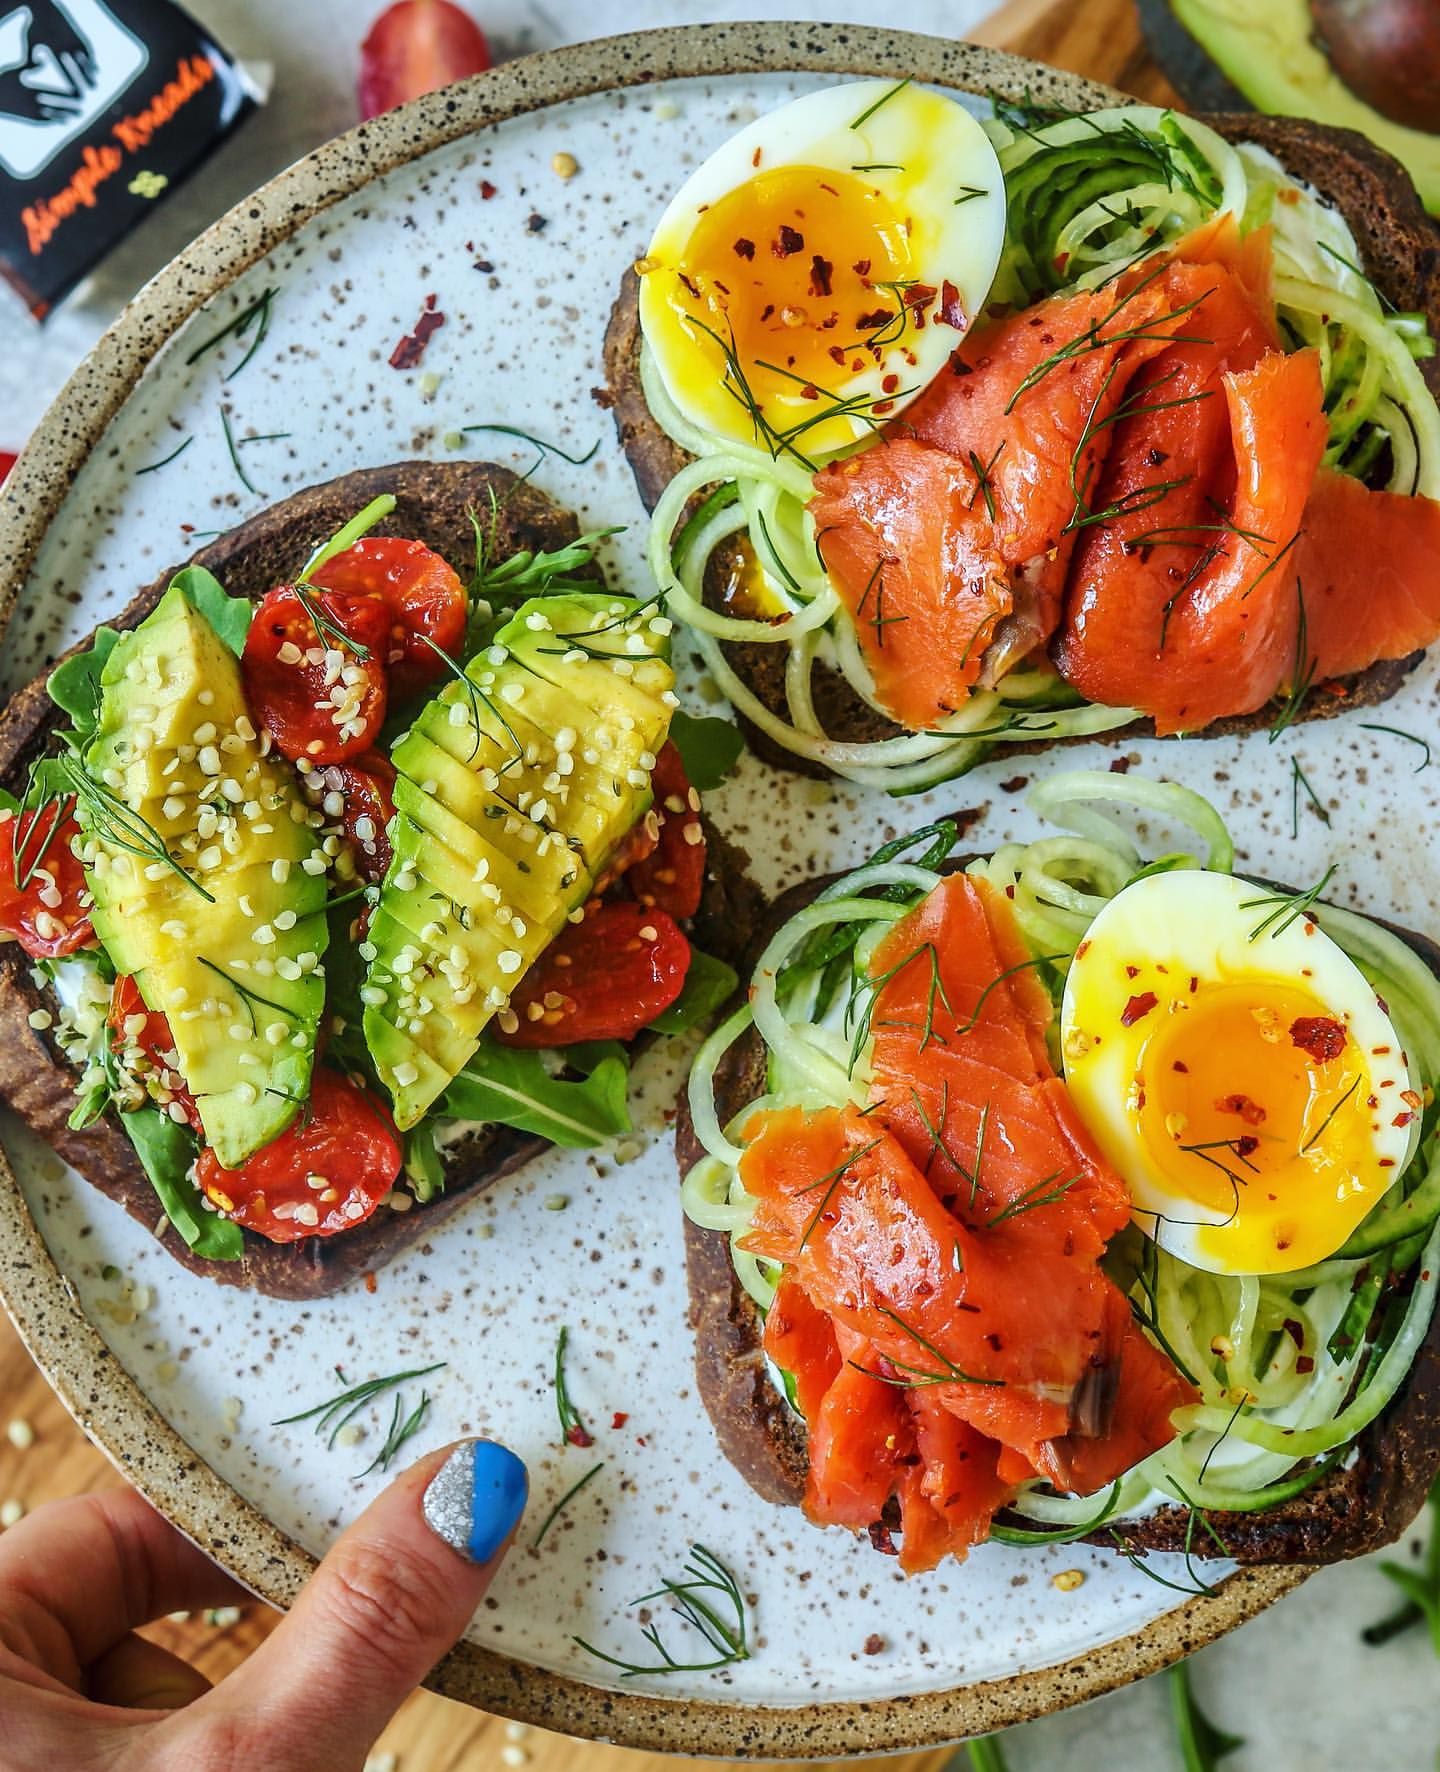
[6,19,1438,1757]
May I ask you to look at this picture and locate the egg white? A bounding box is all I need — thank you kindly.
[1060,870,1415,1276]
[638,79,1005,457]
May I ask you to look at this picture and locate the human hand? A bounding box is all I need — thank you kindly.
[0,1438,527,1772]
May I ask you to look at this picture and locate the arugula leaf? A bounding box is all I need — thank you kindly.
[440,1037,631,1148]
[668,710,745,792]
[47,627,121,749]
[649,947,738,1035]
[1366,1475,1440,1650]
[1169,1660,1244,1772]
[119,1107,243,1261]
[403,1123,446,1205]
[170,564,252,655]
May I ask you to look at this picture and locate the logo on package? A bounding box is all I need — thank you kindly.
[0,0,146,181]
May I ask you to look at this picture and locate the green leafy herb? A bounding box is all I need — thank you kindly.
[135,435,193,475]
[850,78,911,130]
[1240,865,1336,942]
[1169,1658,1244,1772]
[219,405,261,496]
[554,1325,593,1448]
[667,710,744,792]
[357,1387,434,1478]
[59,755,214,902]
[1268,579,1316,740]
[1290,756,1329,839]
[532,1460,605,1548]
[574,1543,750,1676]
[1359,723,1431,772]
[964,1737,1011,1772]
[196,956,297,1030]
[462,422,599,465]
[1301,1074,1360,1154]
[854,1302,1005,1389]
[648,947,738,1036]
[440,1037,631,1147]
[300,494,398,582]
[120,1108,243,1261]
[185,284,278,377]
[953,184,989,206]
[1365,1475,1440,1650]
[797,1136,884,1249]
[966,442,1004,521]
[171,564,253,655]
[47,627,121,748]
[984,1168,1083,1228]
[274,1361,447,1448]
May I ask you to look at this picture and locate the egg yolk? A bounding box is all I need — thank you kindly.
[653,165,914,431]
[1135,980,1378,1267]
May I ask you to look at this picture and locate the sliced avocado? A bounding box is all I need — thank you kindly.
[1155,0,1440,213]
[78,582,328,1167]
[364,592,674,1128]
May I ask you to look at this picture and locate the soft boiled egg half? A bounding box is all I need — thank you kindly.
[1061,871,1419,1276]
[637,80,1005,458]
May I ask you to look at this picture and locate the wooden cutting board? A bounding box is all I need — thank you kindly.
[0,5,1181,1769]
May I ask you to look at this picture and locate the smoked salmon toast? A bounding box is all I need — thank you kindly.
[608,99,1440,789]
[677,776,1440,1568]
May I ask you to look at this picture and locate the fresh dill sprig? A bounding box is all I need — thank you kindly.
[845,940,957,1072]
[852,1303,1005,1389]
[967,442,1004,521]
[554,1325,593,1448]
[953,183,989,206]
[8,784,66,892]
[461,422,600,465]
[357,1387,434,1478]
[1240,864,1336,942]
[851,161,904,173]
[1359,722,1431,772]
[185,285,279,377]
[1169,1657,1245,1770]
[532,1460,605,1548]
[59,756,214,902]
[1301,1075,1361,1154]
[574,1543,750,1677]
[219,405,261,497]
[135,435,193,476]
[1290,755,1330,838]
[289,579,372,661]
[850,78,910,130]
[984,1168,1083,1228]
[1108,1527,1217,1598]
[273,1362,446,1449]
[197,956,297,1029]
[1269,579,1316,741]
[796,1136,884,1248]
[1317,240,1397,314]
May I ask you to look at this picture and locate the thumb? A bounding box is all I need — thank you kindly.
[199,1439,526,1769]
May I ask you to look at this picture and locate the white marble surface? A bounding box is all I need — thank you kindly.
[0,2,1435,1766]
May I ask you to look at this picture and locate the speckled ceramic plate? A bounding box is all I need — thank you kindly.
[6,19,1434,1758]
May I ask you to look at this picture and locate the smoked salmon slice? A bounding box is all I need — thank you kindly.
[1295,468,1440,680]
[1056,346,1327,733]
[763,1272,841,1424]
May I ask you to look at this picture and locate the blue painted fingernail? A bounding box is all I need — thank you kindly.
[422,1440,528,1564]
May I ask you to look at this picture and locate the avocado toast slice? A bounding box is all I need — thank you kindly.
[604,107,1440,782]
[0,461,759,1298]
[674,789,1440,1568]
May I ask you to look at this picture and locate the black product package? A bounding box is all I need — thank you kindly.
[0,0,259,318]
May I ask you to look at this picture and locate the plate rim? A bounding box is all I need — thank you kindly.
[0,19,1310,1756]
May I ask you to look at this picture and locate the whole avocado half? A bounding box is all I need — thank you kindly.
[1137,0,1440,215]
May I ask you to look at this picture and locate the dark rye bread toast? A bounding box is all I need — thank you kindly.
[604,112,1440,776]
[0,460,760,1299]
[673,863,1440,1564]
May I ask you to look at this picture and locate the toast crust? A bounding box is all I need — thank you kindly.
[673,864,1440,1565]
[603,114,1440,775]
[0,461,760,1298]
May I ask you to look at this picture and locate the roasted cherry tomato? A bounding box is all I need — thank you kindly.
[0,797,94,958]
[326,749,397,883]
[497,900,691,1047]
[310,536,467,699]
[109,974,201,1132]
[624,741,707,920]
[195,1067,401,1243]
[358,0,492,122]
[242,583,390,765]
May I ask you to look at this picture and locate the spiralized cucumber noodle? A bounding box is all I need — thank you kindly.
[681,772,1440,1527]
[643,103,1440,793]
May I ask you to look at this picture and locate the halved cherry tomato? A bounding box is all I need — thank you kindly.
[310,536,467,699]
[330,749,397,883]
[358,0,492,121]
[242,584,390,765]
[0,798,94,958]
[195,1067,401,1243]
[624,741,707,920]
[497,900,691,1047]
[109,974,201,1132]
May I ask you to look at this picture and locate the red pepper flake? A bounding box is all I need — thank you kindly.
[1121,991,1159,1027]
[1235,1134,1260,1158]
[751,146,762,168]
[867,1521,898,1556]
[863,1633,886,1655]
[881,372,899,393]
[1394,1110,1417,1128]
[857,306,895,331]
[611,1411,629,1430]
[1076,940,1091,959]
[1125,964,1140,979]
[809,254,834,297]
[1216,1093,1267,1125]
[853,258,872,277]
[872,400,894,415]
[799,383,820,401]
[1172,1060,1189,1073]
[1109,756,1132,774]
[1380,1157,1396,1167]
[363,1270,377,1294]
[938,278,967,331]
[733,236,755,260]
[1290,1016,1347,1064]
[774,224,804,257]
[480,179,497,199]
[389,293,445,370]
[1282,1318,1306,1348]
[999,775,1028,793]
[904,282,938,309]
